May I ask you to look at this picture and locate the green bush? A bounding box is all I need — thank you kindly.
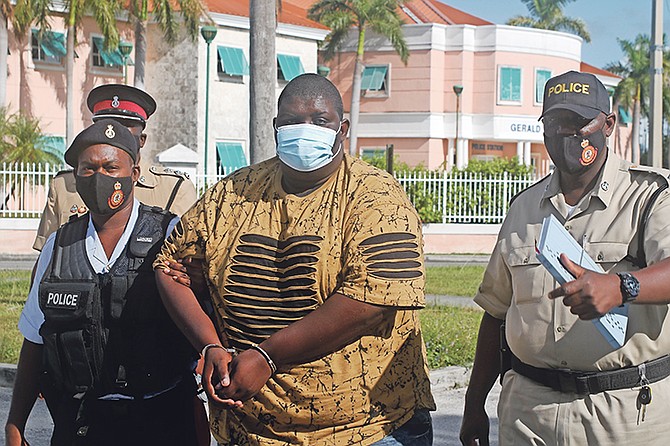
[361,153,535,223]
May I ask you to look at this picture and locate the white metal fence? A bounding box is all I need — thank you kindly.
[0,163,538,223]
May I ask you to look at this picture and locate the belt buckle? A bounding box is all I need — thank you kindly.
[557,369,579,394]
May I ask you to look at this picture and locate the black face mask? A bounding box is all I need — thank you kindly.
[544,128,606,175]
[75,172,133,215]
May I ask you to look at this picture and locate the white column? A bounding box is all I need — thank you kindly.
[516,141,524,163]
[523,141,532,166]
[456,138,469,169]
[447,138,456,170]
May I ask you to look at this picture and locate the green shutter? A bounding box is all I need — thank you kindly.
[33,29,67,58]
[277,54,305,81]
[216,142,247,174]
[39,136,66,161]
[93,36,125,67]
[618,105,632,124]
[217,46,249,76]
[361,66,388,91]
[535,70,551,103]
[500,67,521,102]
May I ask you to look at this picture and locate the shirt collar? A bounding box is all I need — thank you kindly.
[541,150,619,214]
[85,199,140,274]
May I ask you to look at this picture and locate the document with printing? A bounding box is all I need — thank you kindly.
[536,214,628,349]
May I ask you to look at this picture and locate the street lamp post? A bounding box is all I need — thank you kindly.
[200,25,218,179]
[118,41,133,85]
[452,84,464,169]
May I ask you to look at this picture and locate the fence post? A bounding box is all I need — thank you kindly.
[502,171,508,221]
[442,169,448,223]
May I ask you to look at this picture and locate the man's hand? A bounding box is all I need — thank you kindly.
[547,254,621,319]
[220,348,273,403]
[202,347,243,409]
[459,405,490,446]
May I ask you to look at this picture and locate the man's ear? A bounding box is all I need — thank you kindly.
[604,112,616,137]
[139,133,147,148]
[339,119,350,138]
[132,163,141,182]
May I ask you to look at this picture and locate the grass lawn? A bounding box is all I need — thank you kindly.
[0,265,486,368]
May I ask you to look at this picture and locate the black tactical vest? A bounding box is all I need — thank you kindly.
[39,204,196,398]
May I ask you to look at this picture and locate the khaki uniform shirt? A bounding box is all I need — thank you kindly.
[475,152,670,445]
[33,160,196,251]
[155,155,435,445]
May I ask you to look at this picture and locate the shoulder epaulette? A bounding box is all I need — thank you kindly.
[54,169,75,177]
[149,165,190,180]
[628,164,670,186]
[509,173,551,207]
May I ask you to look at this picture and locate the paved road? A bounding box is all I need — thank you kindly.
[0,369,501,445]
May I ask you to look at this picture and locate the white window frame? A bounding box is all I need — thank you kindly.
[534,68,552,106]
[361,64,391,98]
[497,65,522,105]
[90,34,123,76]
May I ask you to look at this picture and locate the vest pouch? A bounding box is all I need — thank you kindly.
[43,329,95,394]
[39,281,96,329]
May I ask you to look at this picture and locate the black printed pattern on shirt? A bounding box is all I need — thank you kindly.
[361,232,423,279]
[223,234,322,345]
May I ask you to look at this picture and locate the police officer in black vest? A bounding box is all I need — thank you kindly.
[5,120,202,446]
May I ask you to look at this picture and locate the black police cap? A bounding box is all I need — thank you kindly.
[87,84,156,126]
[65,119,139,167]
[540,71,611,120]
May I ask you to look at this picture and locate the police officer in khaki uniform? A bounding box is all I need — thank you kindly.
[461,71,670,445]
[33,84,197,251]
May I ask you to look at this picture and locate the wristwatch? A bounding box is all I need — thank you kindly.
[616,272,640,305]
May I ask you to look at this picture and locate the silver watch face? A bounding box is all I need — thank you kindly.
[620,273,640,301]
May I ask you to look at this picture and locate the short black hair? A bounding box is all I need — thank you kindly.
[277,73,344,120]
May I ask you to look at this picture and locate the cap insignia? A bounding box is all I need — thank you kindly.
[105,124,115,139]
[111,96,120,108]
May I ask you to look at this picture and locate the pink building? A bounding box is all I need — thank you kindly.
[292,0,630,177]
[6,14,136,155]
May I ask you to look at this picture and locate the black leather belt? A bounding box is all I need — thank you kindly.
[511,354,670,395]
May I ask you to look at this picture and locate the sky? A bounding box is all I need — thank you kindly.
[441,0,670,69]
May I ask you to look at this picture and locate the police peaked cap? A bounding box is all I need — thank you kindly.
[87,84,157,126]
[540,71,611,120]
[65,119,139,167]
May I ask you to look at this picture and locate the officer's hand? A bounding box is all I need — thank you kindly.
[547,254,621,319]
[180,257,208,297]
[221,348,273,403]
[161,260,191,287]
[202,347,243,409]
[459,405,490,446]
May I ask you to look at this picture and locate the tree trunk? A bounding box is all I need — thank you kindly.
[249,0,276,164]
[134,19,147,90]
[632,97,641,165]
[66,24,75,146]
[0,15,8,108]
[348,26,366,157]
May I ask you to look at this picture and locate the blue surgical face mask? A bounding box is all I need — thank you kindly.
[276,123,341,172]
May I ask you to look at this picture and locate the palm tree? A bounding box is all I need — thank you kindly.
[0,0,51,107]
[128,0,207,90]
[249,0,277,164]
[606,34,670,164]
[63,0,119,146]
[507,0,590,42]
[309,0,409,156]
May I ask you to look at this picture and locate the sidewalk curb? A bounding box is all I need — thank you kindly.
[0,363,17,388]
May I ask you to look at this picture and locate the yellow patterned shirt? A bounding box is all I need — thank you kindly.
[155,155,435,445]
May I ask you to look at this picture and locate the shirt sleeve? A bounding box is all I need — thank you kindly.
[19,233,57,344]
[473,238,512,320]
[32,180,59,251]
[154,193,209,269]
[642,187,670,265]
[337,182,425,308]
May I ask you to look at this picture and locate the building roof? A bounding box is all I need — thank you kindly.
[580,62,621,79]
[285,0,491,26]
[205,0,328,30]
